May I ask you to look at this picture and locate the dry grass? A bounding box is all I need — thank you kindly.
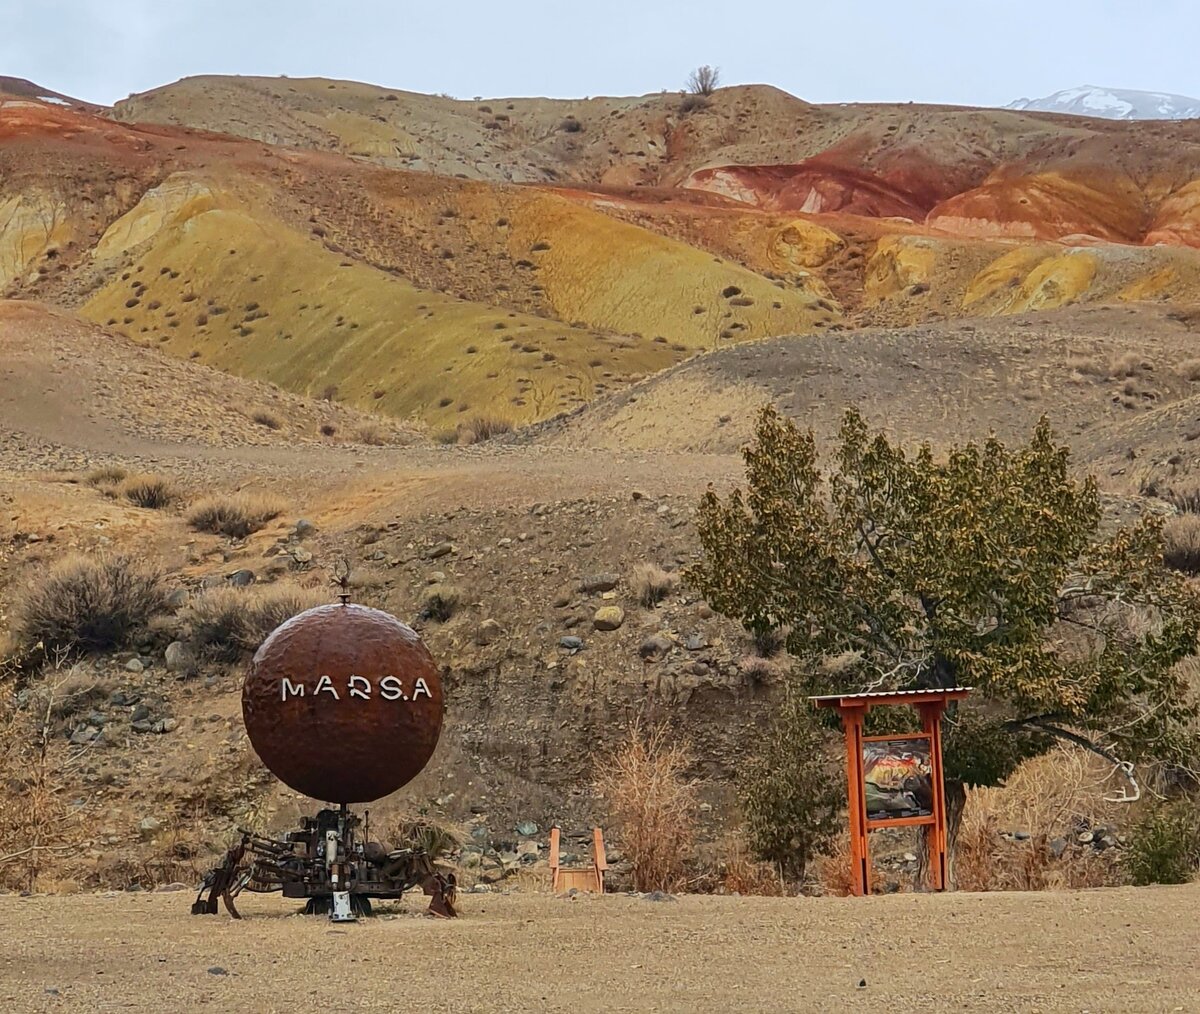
[355,423,388,446]
[251,410,282,430]
[186,492,286,538]
[1163,515,1200,574]
[1109,352,1150,378]
[594,723,697,893]
[117,473,179,509]
[1177,358,1200,382]
[85,464,127,487]
[11,554,168,653]
[629,562,677,608]
[456,416,513,445]
[385,814,465,860]
[419,583,461,622]
[954,749,1125,892]
[814,833,885,896]
[718,836,786,896]
[182,583,328,661]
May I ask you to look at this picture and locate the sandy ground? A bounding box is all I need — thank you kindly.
[1,888,1195,1014]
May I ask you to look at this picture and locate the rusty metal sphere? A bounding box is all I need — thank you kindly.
[242,603,443,803]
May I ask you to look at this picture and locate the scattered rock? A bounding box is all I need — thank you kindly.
[165,641,196,674]
[153,882,190,893]
[138,817,161,840]
[639,634,673,661]
[69,725,99,745]
[642,890,675,902]
[293,518,316,538]
[131,704,151,722]
[290,546,313,564]
[428,542,454,559]
[1077,830,1094,845]
[206,966,228,976]
[685,633,708,651]
[125,658,144,673]
[226,569,255,588]
[1014,830,1031,841]
[468,884,490,894]
[1049,837,1068,858]
[515,820,538,836]
[559,635,584,652]
[476,619,504,645]
[579,573,619,594]
[593,606,625,631]
[131,720,155,734]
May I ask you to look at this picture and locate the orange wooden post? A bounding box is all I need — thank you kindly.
[549,826,562,892]
[919,701,949,892]
[840,705,871,896]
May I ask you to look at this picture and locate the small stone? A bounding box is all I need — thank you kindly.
[476,619,503,645]
[290,546,313,564]
[1049,837,1068,858]
[639,635,673,661]
[579,573,619,594]
[154,882,190,893]
[1077,831,1094,845]
[165,641,195,674]
[159,718,178,733]
[631,490,646,501]
[593,606,625,631]
[559,635,584,652]
[131,704,151,722]
[206,966,228,976]
[138,817,161,840]
[552,589,572,608]
[685,633,708,651]
[125,658,144,673]
[696,604,714,619]
[858,979,867,989]
[293,518,316,538]
[1014,830,1031,841]
[226,569,255,588]
[902,852,917,863]
[131,720,155,734]
[642,890,675,902]
[166,588,189,610]
[69,725,99,745]
[517,841,539,857]
[428,542,454,559]
[468,884,490,894]
[515,820,538,836]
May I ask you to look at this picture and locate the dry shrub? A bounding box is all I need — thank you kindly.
[814,833,885,896]
[85,464,127,488]
[954,749,1124,892]
[12,554,168,653]
[719,836,785,896]
[686,64,720,96]
[1163,515,1200,574]
[0,661,97,891]
[386,814,465,861]
[1166,485,1200,514]
[251,410,282,430]
[1109,352,1150,378]
[595,723,696,893]
[630,562,677,607]
[1065,355,1105,377]
[419,583,461,622]
[118,473,179,509]
[187,492,285,538]
[184,583,327,661]
[1177,358,1200,382]
[356,423,388,446]
[456,416,513,445]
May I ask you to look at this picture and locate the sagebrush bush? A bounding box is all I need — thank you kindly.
[85,465,127,488]
[456,416,513,445]
[1125,801,1200,886]
[630,562,677,607]
[356,424,387,446]
[420,584,461,622]
[186,492,285,538]
[1177,358,1200,382]
[387,815,464,860]
[13,554,168,653]
[118,473,179,509]
[184,584,327,661]
[251,410,282,430]
[1163,515,1200,574]
[1166,486,1200,515]
[595,724,697,893]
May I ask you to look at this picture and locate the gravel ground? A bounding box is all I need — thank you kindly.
[1,887,1196,1013]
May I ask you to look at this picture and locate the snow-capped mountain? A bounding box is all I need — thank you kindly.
[1006,86,1200,120]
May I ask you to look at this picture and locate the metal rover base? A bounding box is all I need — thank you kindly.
[192,805,458,920]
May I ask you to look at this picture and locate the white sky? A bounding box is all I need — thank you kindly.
[5,0,1200,107]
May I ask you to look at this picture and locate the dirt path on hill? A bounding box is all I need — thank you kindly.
[1,888,1195,1013]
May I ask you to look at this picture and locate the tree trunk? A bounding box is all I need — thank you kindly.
[916,778,967,889]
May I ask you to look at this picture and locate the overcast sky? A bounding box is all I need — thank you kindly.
[6,0,1200,107]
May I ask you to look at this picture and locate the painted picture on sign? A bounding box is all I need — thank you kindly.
[863,737,933,821]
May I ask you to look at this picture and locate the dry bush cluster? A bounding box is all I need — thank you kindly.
[385,814,465,860]
[456,416,513,445]
[187,492,285,538]
[12,554,168,653]
[251,409,282,430]
[1163,515,1200,574]
[595,724,697,893]
[953,750,1125,892]
[117,473,179,509]
[419,583,461,622]
[629,562,677,607]
[181,583,328,661]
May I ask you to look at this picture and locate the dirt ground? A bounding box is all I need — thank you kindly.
[1,887,1196,1013]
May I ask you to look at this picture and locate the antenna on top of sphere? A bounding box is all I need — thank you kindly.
[331,556,352,606]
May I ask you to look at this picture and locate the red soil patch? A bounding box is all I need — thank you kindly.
[683,160,927,219]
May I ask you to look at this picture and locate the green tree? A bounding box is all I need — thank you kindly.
[740,688,844,881]
[691,406,1200,871]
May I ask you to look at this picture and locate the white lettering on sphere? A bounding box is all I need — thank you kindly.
[278,676,432,703]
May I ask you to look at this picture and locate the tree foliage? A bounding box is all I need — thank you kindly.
[739,689,843,880]
[690,406,1200,791]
